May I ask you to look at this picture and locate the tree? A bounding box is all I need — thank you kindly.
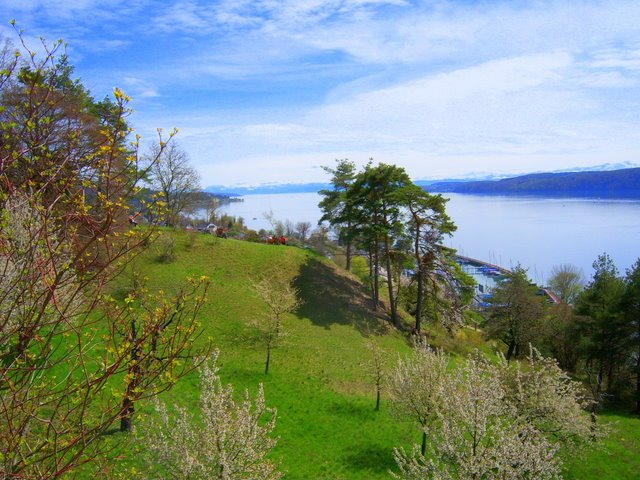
[548,264,584,305]
[145,140,201,227]
[263,210,285,237]
[348,163,413,326]
[284,219,295,237]
[390,347,596,480]
[545,302,581,372]
[576,254,628,398]
[139,353,282,479]
[253,277,300,374]
[621,258,640,413]
[109,275,211,432]
[319,159,357,270]
[0,32,207,477]
[195,192,220,223]
[321,161,469,331]
[486,266,547,360]
[397,184,469,333]
[295,221,312,242]
[387,343,449,455]
[363,338,387,411]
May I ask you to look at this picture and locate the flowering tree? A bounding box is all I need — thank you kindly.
[387,343,449,455]
[0,31,209,477]
[253,277,300,374]
[139,353,282,480]
[389,346,597,480]
[363,338,388,411]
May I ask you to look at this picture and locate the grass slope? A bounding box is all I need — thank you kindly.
[125,232,414,479]
[114,230,639,479]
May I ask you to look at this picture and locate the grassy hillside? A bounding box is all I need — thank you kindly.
[110,230,640,479]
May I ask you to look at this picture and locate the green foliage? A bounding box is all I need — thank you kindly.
[576,254,629,398]
[0,32,201,477]
[350,255,370,283]
[90,233,640,479]
[320,161,473,334]
[622,259,640,413]
[548,264,585,305]
[485,265,548,360]
[154,233,177,263]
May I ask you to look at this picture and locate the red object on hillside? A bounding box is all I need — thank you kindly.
[266,235,287,245]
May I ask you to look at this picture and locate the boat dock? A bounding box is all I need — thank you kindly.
[455,254,512,275]
[455,255,559,305]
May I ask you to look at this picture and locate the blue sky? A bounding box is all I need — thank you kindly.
[2,0,640,187]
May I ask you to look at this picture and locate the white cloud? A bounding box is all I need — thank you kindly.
[162,47,640,185]
[589,48,640,71]
[576,71,637,88]
[123,77,160,98]
[6,0,640,186]
[0,0,134,21]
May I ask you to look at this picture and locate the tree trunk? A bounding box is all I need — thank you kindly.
[590,363,604,439]
[120,397,134,432]
[265,343,272,375]
[421,430,427,456]
[636,349,640,414]
[415,268,424,334]
[506,341,516,361]
[120,324,141,432]
[120,368,139,432]
[373,244,380,309]
[384,235,398,327]
[414,224,423,333]
[606,361,615,393]
[345,220,353,271]
[375,384,381,411]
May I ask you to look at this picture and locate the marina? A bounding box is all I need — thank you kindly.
[456,255,560,306]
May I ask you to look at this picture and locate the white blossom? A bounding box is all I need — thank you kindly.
[390,346,598,480]
[139,352,282,480]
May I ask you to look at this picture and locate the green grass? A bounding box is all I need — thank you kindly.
[563,409,640,480]
[108,230,640,479]
[113,231,415,479]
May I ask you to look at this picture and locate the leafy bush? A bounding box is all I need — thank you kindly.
[155,234,176,263]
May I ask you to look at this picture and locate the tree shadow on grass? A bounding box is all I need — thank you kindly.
[342,443,397,474]
[293,257,390,335]
[325,397,398,474]
[327,398,377,420]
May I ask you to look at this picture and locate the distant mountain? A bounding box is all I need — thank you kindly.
[205,182,330,196]
[427,168,640,198]
[550,161,639,174]
[415,176,502,188]
[205,163,640,197]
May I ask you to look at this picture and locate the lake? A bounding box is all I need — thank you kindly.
[218,192,640,284]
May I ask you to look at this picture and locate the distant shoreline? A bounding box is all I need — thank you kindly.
[207,167,640,198]
[423,167,640,199]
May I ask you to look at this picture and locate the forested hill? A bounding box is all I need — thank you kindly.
[425,167,640,197]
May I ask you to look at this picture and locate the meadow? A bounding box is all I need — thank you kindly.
[111,230,640,479]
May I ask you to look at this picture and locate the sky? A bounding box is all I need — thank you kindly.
[2,0,640,188]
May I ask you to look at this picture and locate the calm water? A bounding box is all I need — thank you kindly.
[218,192,640,284]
